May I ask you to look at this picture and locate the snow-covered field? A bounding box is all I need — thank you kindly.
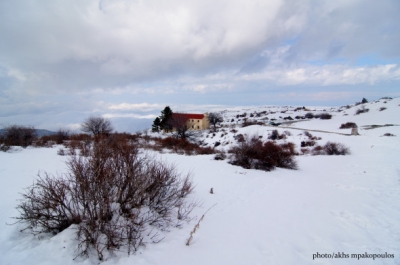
[1,97,399,265]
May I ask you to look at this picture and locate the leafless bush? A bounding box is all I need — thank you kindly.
[301,140,316,147]
[311,145,325,155]
[314,113,332,120]
[69,133,92,141]
[1,125,37,148]
[242,119,264,127]
[311,142,350,156]
[339,122,357,129]
[304,131,321,140]
[268,130,286,140]
[324,142,350,155]
[153,137,215,155]
[382,133,396,137]
[355,106,369,115]
[57,148,66,156]
[15,139,195,260]
[33,137,56,148]
[305,112,314,119]
[214,152,227,160]
[283,131,292,136]
[55,129,70,144]
[234,134,245,142]
[228,135,297,171]
[379,107,387,111]
[304,131,312,138]
[300,148,310,155]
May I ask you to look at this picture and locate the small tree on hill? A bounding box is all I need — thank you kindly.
[159,106,173,132]
[170,114,188,139]
[208,112,223,132]
[81,116,113,136]
[151,117,161,132]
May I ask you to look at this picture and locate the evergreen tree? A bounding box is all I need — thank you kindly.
[151,117,161,132]
[159,106,173,132]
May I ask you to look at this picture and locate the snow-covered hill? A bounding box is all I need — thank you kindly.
[1,97,399,265]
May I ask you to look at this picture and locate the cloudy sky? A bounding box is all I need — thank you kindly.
[1,0,399,132]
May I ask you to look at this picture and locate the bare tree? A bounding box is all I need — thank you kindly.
[207,112,223,132]
[169,113,190,139]
[81,116,113,136]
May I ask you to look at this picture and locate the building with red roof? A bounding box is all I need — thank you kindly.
[169,113,210,131]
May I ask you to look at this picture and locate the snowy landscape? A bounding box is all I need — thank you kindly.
[1,97,400,265]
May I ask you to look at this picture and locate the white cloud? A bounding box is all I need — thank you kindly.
[239,64,400,86]
[103,113,157,119]
[108,103,162,111]
[7,68,26,82]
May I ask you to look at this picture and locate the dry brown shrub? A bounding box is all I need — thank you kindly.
[15,139,196,260]
[2,125,37,148]
[229,135,297,171]
[339,122,357,129]
[155,137,215,155]
[311,142,350,155]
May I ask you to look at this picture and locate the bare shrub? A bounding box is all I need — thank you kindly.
[57,148,66,156]
[234,134,245,142]
[324,142,350,155]
[283,131,292,136]
[311,145,325,155]
[242,119,264,127]
[156,137,214,155]
[55,129,70,144]
[15,139,195,260]
[304,131,312,139]
[33,136,56,148]
[315,113,332,120]
[339,122,357,129]
[355,106,369,115]
[305,112,314,119]
[2,125,37,148]
[382,133,396,137]
[304,131,321,141]
[228,135,297,171]
[312,142,350,155]
[0,143,11,152]
[300,148,310,155]
[214,152,227,160]
[268,130,285,140]
[69,133,92,141]
[379,107,387,111]
[301,140,316,147]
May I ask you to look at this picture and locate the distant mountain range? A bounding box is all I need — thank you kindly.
[0,129,56,137]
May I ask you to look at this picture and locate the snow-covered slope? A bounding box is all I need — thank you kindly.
[1,97,399,265]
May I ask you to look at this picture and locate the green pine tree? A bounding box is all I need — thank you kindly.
[160,106,173,132]
[151,117,161,132]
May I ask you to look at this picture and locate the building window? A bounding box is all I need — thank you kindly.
[197,120,199,122]
[192,125,194,128]
[197,126,200,129]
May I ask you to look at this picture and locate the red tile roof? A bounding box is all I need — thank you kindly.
[171,113,205,121]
